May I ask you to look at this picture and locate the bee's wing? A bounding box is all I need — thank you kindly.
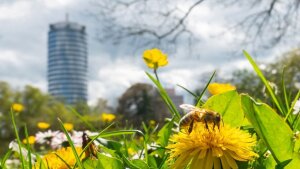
[180,104,200,112]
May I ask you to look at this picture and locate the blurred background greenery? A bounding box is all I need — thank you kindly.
[1,48,300,156]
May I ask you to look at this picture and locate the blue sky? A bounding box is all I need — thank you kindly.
[0,0,296,106]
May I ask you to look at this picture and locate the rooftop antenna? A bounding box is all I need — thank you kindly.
[65,13,69,22]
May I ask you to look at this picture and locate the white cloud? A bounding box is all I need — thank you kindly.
[0,1,31,20]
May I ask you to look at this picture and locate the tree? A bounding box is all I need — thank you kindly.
[89,0,300,51]
[117,83,171,127]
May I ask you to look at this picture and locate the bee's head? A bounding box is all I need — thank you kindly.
[215,113,221,123]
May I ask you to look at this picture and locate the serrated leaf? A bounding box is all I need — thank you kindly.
[203,90,244,127]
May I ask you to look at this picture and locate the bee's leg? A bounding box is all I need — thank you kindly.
[204,119,209,131]
[213,121,216,130]
[188,119,194,134]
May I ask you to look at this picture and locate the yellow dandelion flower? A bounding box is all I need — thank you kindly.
[208,83,236,95]
[101,113,116,123]
[35,147,84,169]
[167,123,258,169]
[22,136,36,145]
[37,122,50,130]
[12,103,24,112]
[63,123,74,131]
[143,48,168,69]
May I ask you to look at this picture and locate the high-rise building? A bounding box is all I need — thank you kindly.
[47,19,88,104]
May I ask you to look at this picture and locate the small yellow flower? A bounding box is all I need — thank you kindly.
[128,147,136,156]
[37,122,50,130]
[35,147,85,169]
[208,83,236,95]
[143,48,168,69]
[12,103,24,112]
[101,113,116,123]
[63,123,74,131]
[167,123,258,169]
[22,136,36,145]
[149,120,156,126]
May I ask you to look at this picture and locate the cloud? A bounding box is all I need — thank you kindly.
[0,1,31,20]
[0,0,294,107]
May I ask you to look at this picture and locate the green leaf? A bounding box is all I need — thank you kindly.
[275,159,292,169]
[96,138,122,152]
[147,155,158,169]
[241,94,293,164]
[97,154,123,169]
[131,159,150,169]
[156,121,173,147]
[203,90,244,127]
[82,158,100,169]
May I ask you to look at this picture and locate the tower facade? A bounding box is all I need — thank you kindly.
[47,21,87,104]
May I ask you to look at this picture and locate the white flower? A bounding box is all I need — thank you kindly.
[51,132,68,149]
[293,100,300,115]
[35,130,60,144]
[9,141,36,163]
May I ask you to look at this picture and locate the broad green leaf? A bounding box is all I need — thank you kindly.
[98,154,123,169]
[241,94,294,165]
[131,159,150,169]
[147,155,158,169]
[122,155,140,169]
[82,158,100,169]
[203,90,244,127]
[96,138,122,152]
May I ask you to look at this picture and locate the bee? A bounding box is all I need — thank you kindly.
[82,132,99,159]
[179,104,222,133]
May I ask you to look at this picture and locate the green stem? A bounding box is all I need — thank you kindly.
[154,68,160,82]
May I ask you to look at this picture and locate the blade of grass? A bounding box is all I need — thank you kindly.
[57,118,84,169]
[97,130,144,138]
[24,125,32,169]
[281,67,290,111]
[243,50,284,114]
[146,72,181,120]
[1,149,12,169]
[196,70,216,107]
[177,84,198,98]
[10,110,25,169]
[79,122,116,159]
[55,153,72,169]
[67,106,95,131]
[284,90,300,121]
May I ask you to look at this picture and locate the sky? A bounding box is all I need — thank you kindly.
[0,0,297,106]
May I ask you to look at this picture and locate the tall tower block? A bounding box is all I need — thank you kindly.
[47,20,88,104]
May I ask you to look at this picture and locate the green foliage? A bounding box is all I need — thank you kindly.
[3,50,300,169]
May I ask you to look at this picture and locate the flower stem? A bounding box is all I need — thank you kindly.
[154,69,160,82]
